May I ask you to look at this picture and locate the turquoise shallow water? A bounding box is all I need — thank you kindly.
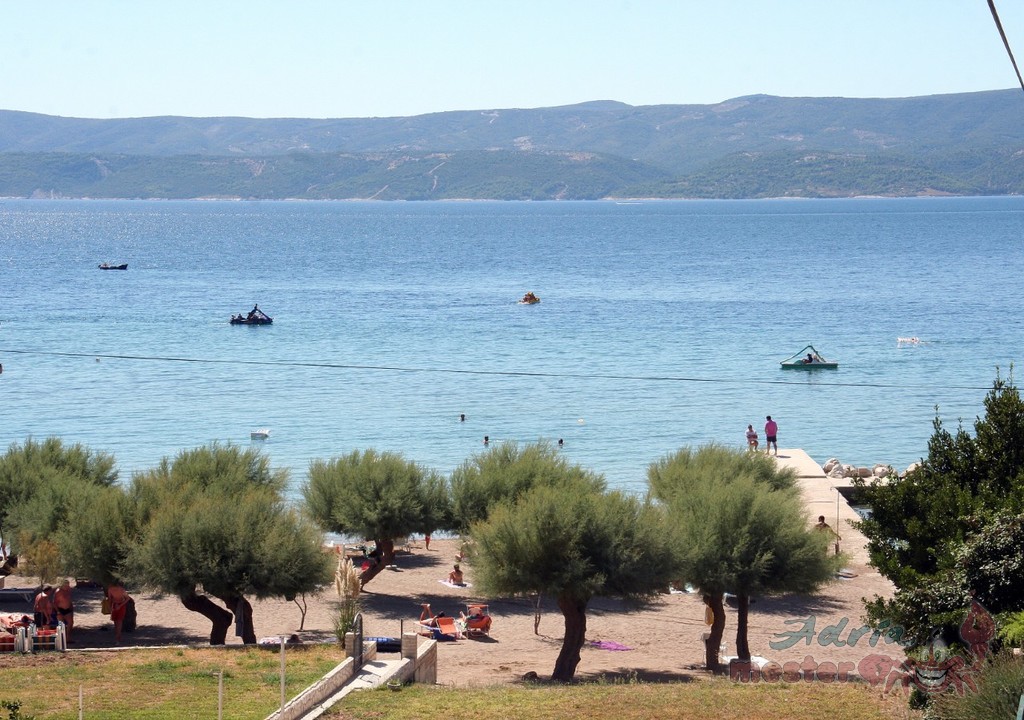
[1,197,1022,496]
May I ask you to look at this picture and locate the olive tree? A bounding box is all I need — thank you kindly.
[448,441,603,534]
[471,480,677,681]
[649,444,838,671]
[127,444,332,644]
[302,449,450,587]
[0,437,119,580]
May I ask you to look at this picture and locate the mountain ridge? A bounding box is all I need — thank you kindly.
[2,90,1023,200]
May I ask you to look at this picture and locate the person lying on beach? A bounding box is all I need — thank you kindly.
[419,604,447,627]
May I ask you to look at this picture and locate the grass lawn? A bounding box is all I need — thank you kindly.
[330,680,920,720]
[0,644,345,719]
[0,646,921,720]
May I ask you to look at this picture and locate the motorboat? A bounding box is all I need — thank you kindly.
[518,292,540,304]
[250,428,270,440]
[98,263,128,270]
[780,345,838,369]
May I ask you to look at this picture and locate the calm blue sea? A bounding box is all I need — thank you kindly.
[1,197,1022,497]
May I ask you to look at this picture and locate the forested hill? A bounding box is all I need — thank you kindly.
[2,89,1024,200]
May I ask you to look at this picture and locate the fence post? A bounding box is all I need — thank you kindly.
[280,637,286,713]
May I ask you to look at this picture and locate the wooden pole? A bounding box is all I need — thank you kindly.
[280,637,286,713]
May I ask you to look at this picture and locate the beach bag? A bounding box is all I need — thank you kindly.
[101,597,111,615]
[124,598,137,633]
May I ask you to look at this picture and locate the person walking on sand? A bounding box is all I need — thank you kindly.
[107,583,132,644]
[815,515,842,555]
[764,415,778,455]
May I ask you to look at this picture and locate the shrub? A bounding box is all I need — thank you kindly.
[929,652,1024,720]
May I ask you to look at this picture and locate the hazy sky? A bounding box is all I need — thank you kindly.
[4,1,1024,119]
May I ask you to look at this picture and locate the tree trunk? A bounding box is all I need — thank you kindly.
[703,593,726,674]
[735,594,751,661]
[219,594,257,644]
[552,594,589,682]
[180,590,233,645]
[294,594,308,631]
[357,538,396,588]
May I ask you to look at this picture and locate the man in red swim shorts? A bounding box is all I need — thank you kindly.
[107,584,132,644]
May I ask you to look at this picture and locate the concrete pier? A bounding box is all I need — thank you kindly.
[773,448,871,566]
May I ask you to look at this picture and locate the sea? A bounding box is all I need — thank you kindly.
[1,196,1022,499]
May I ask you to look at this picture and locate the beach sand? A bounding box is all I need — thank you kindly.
[0,535,898,686]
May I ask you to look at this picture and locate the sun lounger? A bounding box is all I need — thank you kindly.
[415,616,461,641]
[0,588,37,607]
[460,604,492,638]
[435,615,461,639]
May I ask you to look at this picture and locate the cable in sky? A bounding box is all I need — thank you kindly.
[0,347,992,392]
[988,0,1024,92]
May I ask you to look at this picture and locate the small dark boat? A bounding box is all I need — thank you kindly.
[99,263,128,270]
[231,305,273,325]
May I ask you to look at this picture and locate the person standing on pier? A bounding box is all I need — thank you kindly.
[764,416,778,456]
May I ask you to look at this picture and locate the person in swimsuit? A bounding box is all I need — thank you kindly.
[815,515,842,555]
[54,579,74,641]
[745,424,759,451]
[764,415,778,456]
[33,586,54,629]
[107,583,132,644]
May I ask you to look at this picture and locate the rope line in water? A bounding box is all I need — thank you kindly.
[0,347,991,391]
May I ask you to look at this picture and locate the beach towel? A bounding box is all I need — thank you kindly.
[438,579,472,588]
[590,640,632,651]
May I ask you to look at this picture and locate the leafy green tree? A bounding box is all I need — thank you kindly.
[0,438,120,583]
[55,484,134,586]
[0,437,117,552]
[855,373,1024,640]
[448,441,604,535]
[302,449,449,587]
[127,444,332,644]
[471,480,677,681]
[649,444,838,671]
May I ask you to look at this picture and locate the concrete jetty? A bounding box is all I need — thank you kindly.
[773,448,872,566]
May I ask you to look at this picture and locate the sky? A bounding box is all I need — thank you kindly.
[3,1,1024,120]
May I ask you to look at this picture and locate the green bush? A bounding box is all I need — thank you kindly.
[929,652,1024,720]
[0,700,35,720]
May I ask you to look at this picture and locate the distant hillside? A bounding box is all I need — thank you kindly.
[2,90,1024,200]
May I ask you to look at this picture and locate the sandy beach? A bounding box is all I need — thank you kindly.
[1,536,897,687]
[0,449,904,685]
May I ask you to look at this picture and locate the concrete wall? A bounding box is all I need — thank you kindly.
[264,635,379,720]
[264,633,436,720]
